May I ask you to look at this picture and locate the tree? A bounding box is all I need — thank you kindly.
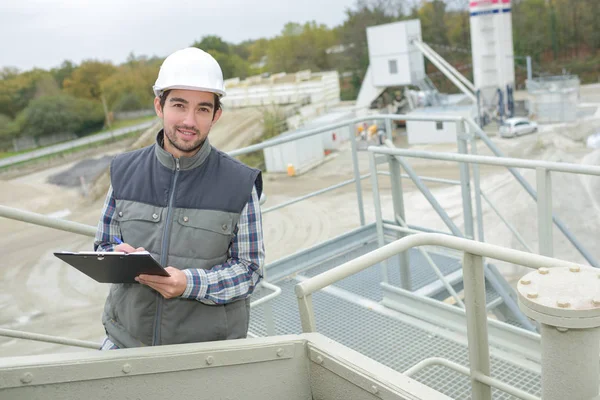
[50,60,76,88]
[102,60,159,111]
[191,35,251,79]
[266,21,337,73]
[15,94,104,138]
[63,60,117,100]
[0,69,57,119]
[419,0,450,46]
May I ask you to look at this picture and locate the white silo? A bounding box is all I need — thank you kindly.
[469,0,515,113]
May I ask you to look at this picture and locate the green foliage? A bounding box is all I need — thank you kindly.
[113,92,145,112]
[0,114,18,151]
[63,60,117,100]
[266,22,337,73]
[192,36,251,79]
[102,60,159,111]
[50,60,76,88]
[16,94,104,138]
[0,69,59,118]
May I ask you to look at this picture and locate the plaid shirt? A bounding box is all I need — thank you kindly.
[94,185,265,306]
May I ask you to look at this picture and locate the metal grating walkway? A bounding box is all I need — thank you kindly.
[250,239,541,399]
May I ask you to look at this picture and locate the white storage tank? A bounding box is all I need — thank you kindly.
[406,106,475,145]
[469,0,515,105]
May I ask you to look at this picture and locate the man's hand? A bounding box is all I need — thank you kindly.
[136,267,187,299]
[115,243,145,253]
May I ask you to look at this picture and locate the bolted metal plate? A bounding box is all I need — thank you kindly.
[518,266,600,321]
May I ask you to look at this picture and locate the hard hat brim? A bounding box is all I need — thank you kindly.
[153,85,226,98]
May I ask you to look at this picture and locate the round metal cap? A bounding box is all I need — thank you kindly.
[517,266,600,329]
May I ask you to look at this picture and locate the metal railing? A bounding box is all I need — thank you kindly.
[294,233,582,400]
[2,111,598,359]
[371,145,600,263]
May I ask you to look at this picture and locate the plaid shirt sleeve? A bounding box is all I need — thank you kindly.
[94,185,121,252]
[181,186,264,305]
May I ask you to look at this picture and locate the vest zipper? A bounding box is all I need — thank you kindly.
[153,157,180,345]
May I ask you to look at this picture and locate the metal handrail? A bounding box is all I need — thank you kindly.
[369,147,600,176]
[391,215,465,309]
[295,233,581,400]
[226,114,464,158]
[465,118,599,267]
[249,280,281,309]
[262,174,371,214]
[0,328,100,350]
[404,357,539,400]
[480,191,534,253]
[370,145,600,268]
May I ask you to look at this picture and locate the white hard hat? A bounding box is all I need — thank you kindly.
[153,47,226,98]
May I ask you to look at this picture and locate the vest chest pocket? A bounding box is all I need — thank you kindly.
[115,203,163,250]
[172,210,235,260]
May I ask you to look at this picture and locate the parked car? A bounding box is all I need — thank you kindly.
[587,131,600,149]
[499,118,538,138]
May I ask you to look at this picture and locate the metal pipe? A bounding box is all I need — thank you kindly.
[463,252,492,400]
[349,123,366,226]
[369,152,389,283]
[0,205,96,237]
[387,153,411,290]
[469,134,485,243]
[249,281,282,309]
[480,191,533,253]
[392,216,464,308]
[385,117,393,141]
[464,118,600,268]
[389,155,463,237]
[540,324,600,399]
[404,357,540,400]
[378,171,462,186]
[456,123,475,239]
[369,147,600,176]
[419,41,477,93]
[411,40,477,103]
[298,294,316,333]
[262,174,371,214]
[294,233,582,298]
[0,328,100,350]
[536,167,553,256]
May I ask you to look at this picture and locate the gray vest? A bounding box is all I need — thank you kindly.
[102,132,262,348]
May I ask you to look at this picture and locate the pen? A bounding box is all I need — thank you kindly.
[113,236,123,244]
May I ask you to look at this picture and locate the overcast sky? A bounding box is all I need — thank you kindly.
[0,0,358,71]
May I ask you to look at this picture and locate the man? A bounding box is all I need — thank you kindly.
[94,47,264,349]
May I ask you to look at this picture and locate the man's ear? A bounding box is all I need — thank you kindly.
[211,108,223,125]
[154,97,163,118]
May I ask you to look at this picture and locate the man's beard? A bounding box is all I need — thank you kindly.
[164,125,205,155]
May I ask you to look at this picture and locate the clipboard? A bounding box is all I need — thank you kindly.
[54,251,170,284]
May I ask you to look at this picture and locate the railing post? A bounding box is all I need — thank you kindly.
[349,123,366,226]
[462,252,492,400]
[518,266,600,400]
[388,154,411,290]
[369,152,389,283]
[385,117,393,142]
[536,167,553,256]
[468,121,485,243]
[297,294,316,333]
[456,121,475,239]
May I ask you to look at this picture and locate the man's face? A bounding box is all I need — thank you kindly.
[154,89,222,158]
